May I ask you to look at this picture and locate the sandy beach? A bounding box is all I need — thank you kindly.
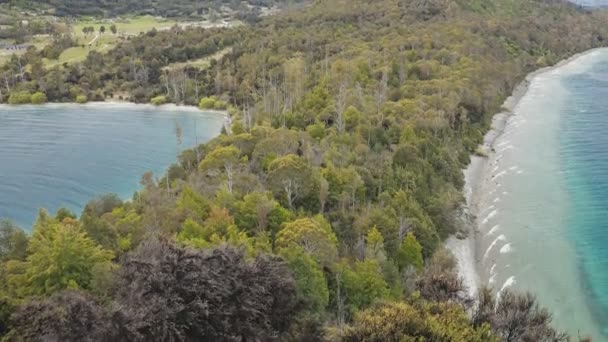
[447,48,607,298]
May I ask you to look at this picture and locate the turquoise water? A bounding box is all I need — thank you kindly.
[562,56,608,336]
[476,49,608,340]
[0,104,224,229]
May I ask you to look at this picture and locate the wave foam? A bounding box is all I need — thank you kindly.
[482,210,498,224]
[500,243,513,254]
[483,234,507,260]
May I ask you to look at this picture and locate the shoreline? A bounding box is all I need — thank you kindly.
[447,47,606,297]
[1,101,229,116]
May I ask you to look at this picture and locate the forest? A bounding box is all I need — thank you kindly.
[1,0,607,340]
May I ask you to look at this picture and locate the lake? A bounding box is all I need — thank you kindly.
[0,103,224,229]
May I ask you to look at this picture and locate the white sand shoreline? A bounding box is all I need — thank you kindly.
[0,101,232,131]
[1,101,229,116]
[447,47,607,297]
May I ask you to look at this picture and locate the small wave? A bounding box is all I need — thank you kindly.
[483,205,495,213]
[517,170,524,174]
[493,170,507,180]
[500,243,512,254]
[483,234,507,260]
[497,276,517,301]
[496,140,510,147]
[493,197,500,203]
[481,210,498,224]
[486,225,500,236]
[509,166,518,171]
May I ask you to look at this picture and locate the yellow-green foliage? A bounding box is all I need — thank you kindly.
[8,91,32,105]
[397,232,424,273]
[151,95,168,106]
[30,92,48,104]
[341,301,497,341]
[76,95,88,104]
[199,96,228,110]
[199,96,218,109]
[6,212,113,298]
[340,260,389,312]
[275,216,338,266]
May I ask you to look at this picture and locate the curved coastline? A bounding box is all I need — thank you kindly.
[0,102,228,229]
[448,47,608,337]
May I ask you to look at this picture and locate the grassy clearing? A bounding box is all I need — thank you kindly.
[44,34,116,67]
[162,47,233,71]
[2,15,240,68]
[73,16,178,39]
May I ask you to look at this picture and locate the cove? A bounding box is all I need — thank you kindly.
[475,49,608,339]
[0,103,224,229]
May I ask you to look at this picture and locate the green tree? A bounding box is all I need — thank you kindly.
[8,214,113,297]
[267,154,313,209]
[281,247,329,313]
[275,216,338,267]
[233,191,290,236]
[0,220,28,261]
[397,232,424,272]
[365,226,386,262]
[99,26,106,34]
[110,24,117,34]
[341,260,389,312]
[199,146,242,194]
[178,206,257,255]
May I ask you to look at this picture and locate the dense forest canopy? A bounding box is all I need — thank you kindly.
[1,0,607,340]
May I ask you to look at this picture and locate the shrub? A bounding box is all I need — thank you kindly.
[199,96,217,109]
[76,95,88,104]
[150,95,167,106]
[7,91,32,105]
[213,100,228,110]
[31,92,48,104]
[9,291,110,341]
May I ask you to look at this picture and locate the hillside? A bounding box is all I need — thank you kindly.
[1,0,607,340]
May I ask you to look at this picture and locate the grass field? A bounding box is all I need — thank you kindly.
[2,15,240,68]
[72,16,178,38]
[40,16,179,67]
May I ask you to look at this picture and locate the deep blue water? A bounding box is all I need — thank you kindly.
[561,58,608,334]
[0,104,224,229]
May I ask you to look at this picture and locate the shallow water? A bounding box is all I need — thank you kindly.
[477,49,608,340]
[0,104,224,228]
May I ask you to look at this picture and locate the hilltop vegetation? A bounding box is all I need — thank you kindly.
[1,0,607,340]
